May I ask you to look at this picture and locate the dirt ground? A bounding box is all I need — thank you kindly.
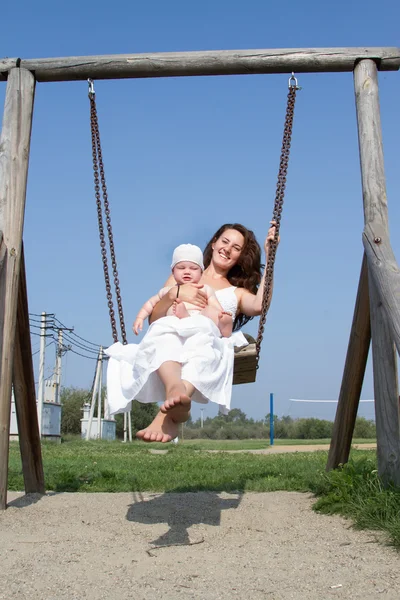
[148,443,377,456]
[1,488,399,600]
[210,443,378,454]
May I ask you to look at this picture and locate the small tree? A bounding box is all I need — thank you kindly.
[225,408,247,424]
[61,387,90,435]
[353,417,376,438]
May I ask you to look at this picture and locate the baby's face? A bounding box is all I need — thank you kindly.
[173,261,202,284]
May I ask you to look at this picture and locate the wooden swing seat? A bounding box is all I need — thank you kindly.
[233,334,257,385]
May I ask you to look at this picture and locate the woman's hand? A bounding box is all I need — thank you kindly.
[264,220,280,255]
[174,283,208,309]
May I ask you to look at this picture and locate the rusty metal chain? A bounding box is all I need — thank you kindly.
[89,81,127,345]
[256,77,299,363]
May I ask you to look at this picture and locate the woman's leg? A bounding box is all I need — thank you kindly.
[136,361,193,443]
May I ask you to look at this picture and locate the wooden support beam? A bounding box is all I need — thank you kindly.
[327,254,371,470]
[13,245,45,495]
[363,224,400,356]
[369,277,400,485]
[0,47,399,82]
[353,59,400,484]
[0,68,36,510]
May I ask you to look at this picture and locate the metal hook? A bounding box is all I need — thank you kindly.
[88,78,95,97]
[288,72,298,89]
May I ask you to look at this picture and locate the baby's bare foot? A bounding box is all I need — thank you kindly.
[173,299,190,319]
[218,312,233,337]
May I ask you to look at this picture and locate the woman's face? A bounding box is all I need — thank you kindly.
[212,228,245,271]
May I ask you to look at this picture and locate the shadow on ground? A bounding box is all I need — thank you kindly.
[126,489,243,546]
[7,492,55,509]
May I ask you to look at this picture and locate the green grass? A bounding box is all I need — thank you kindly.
[310,457,400,548]
[8,439,327,493]
[59,435,376,449]
[8,438,399,549]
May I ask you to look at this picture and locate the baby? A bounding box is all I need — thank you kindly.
[133,244,233,337]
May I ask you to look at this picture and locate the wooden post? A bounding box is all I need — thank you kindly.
[0,68,36,510]
[362,223,400,356]
[354,59,400,484]
[369,278,400,485]
[13,245,45,494]
[327,254,371,470]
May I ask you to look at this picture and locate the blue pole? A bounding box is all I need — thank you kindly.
[270,393,274,446]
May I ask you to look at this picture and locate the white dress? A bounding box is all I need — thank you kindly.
[105,287,248,415]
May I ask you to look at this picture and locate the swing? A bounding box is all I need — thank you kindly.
[88,77,299,386]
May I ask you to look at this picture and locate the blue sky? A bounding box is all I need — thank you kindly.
[1,0,399,422]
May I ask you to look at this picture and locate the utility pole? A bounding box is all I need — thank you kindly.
[97,346,103,439]
[86,347,102,441]
[53,326,73,404]
[200,408,204,429]
[54,329,63,404]
[37,312,47,435]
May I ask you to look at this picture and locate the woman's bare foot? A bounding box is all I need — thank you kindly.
[136,411,178,443]
[160,382,191,417]
[161,393,191,414]
[172,299,190,319]
[218,312,233,337]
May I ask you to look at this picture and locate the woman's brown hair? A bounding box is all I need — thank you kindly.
[203,223,263,331]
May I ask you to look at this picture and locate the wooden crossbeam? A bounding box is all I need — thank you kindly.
[0,47,399,82]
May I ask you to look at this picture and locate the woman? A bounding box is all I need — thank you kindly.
[106,222,277,442]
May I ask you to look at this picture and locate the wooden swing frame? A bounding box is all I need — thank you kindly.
[1,47,400,509]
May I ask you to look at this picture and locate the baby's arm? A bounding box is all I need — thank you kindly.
[133,288,170,335]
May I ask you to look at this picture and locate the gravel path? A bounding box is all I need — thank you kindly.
[148,443,377,456]
[214,443,377,454]
[1,490,399,599]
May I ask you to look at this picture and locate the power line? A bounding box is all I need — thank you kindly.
[60,331,101,355]
[29,316,55,325]
[51,316,105,348]
[30,331,54,338]
[68,329,104,348]
[32,340,55,356]
[68,347,107,361]
[29,329,99,359]
[29,322,56,331]
[29,313,109,360]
